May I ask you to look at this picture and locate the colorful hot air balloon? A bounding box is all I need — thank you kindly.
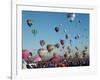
[55,27,59,32]
[77,34,80,39]
[75,46,78,51]
[27,19,32,27]
[78,20,81,23]
[84,46,88,50]
[32,29,37,36]
[40,40,45,47]
[65,34,68,39]
[64,29,67,33]
[60,40,65,46]
[33,55,42,63]
[38,48,48,57]
[22,49,30,62]
[67,13,76,22]
[55,43,60,48]
[69,39,72,46]
[47,44,54,52]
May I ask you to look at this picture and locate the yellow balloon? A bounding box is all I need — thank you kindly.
[47,44,54,52]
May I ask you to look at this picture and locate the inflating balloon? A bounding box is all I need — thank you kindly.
[40,40,45,47]
[47,44,54,52]
[55,27,59,32]
[32,29,37,36]
[27,19,32,27]
[67,13,76,22]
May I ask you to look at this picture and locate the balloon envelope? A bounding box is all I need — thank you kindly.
[27,19,32,27]
[47,44,54,52]
[55,27,59,32]
[67,13,76,22]
[22,49,30,61]
[65,34,68,39]
[60,40,65,45]
[33,55,42,63]
[38,48,48,57]
[55,43,60,48]
[32,29,37,36]
[40,40,45,47]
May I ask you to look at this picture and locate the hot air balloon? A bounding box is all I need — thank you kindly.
[67,46,71,54]
[49,53,61,64]
[75,36,77,40]
[84,46,88,50]
[59,24,63,27]
[38,48,48,57]
[75,34,80,40]
[75,46,78,51]
[33,55,42,63]
[69,39,72,46]
[67,13,76,22]
[47,44,54,52]
[32,29,37,36]
[55,27,59,32]
[22,49,30,62]
[77,34,80,39]
[60,40,65,46]
[27,19,32,27]
[55,43,60,48]
[78,20,81,23]
[40,40,45,47]
[65,34,68,39]
[64,29,67,33]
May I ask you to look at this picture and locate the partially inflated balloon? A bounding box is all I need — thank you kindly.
[47,44,54,52]
[27,19,32,27]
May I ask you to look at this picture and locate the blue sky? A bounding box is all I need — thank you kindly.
[22,11,89,55]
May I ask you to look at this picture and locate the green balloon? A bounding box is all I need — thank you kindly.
[32,29,37,36]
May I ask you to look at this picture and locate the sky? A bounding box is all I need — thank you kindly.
[22,11,89,56]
